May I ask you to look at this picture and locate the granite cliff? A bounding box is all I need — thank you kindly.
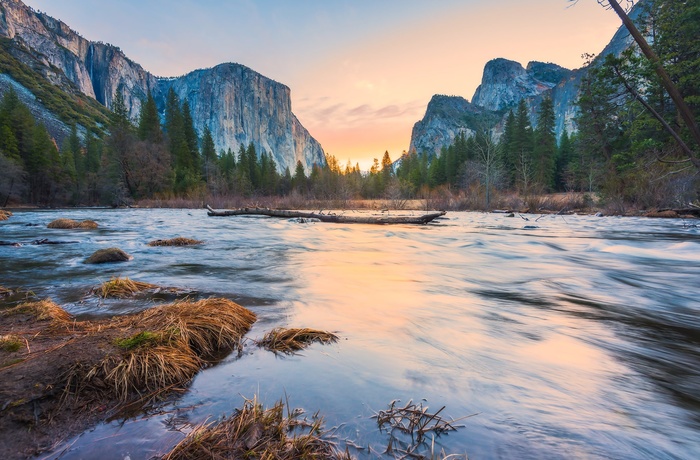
[409,3,640,157]
[0,0,324,172]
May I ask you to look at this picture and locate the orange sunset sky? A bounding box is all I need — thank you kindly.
[24,0,624,169]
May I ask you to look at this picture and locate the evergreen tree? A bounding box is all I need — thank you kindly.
[555,129,573,191]
[201,126,217,183]
[501,110,517,187]
[513,100,534,192]
[533,96,557,190]
[137,91,162,143]
[111,87,131,128]
[182,100,200,174]
[292,160,306,192]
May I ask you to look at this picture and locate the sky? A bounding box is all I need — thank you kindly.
[23,0,623,169]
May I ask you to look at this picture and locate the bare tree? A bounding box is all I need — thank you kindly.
[474,131,504,209]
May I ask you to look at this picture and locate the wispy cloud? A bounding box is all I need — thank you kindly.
[298,98,425,127]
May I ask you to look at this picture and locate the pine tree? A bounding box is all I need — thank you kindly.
[182,100,200,174]
[137,91,162,143]
[533,96,557,190]
[293,160,306,192]
[513,100,534,192]
[201,126,217,183]
[111,87,131,128]
[555,129,573,191]
[501,110,517,187]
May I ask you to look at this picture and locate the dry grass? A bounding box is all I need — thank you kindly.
[0,334,23,352]
[85,247,132,264]
[130,298,257,360]
[148,237,204,247]
[163,396,352,460]
[256,328,338,354]
[1,299,71,323]
[67,298,257,403]
[0,285,14,297]
[47,218,98,229]
[0,210,12,221]
[85,345,202,402]
[91,277,159,298]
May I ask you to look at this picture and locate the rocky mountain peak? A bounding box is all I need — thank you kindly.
[471,58,571,112]
[0,0,325,172]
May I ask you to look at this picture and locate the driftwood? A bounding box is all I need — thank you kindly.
[0,239,78,246]
[206,205,446,225]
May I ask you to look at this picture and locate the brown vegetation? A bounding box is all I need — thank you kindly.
[163,396,351,460]
[148,237,204,247]
[0,285,15,297]
[644,210,679,218]
[91,277,160,298]
[47,218,98,229]
[85,247,132,264]
[0,210,12,221]
[0,297,256,459]
[256,328,339,354]
[1,299,71,323]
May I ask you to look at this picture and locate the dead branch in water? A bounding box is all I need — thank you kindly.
[373,399,476,458]
[206,205,446,225]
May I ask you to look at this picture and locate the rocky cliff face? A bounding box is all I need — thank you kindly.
[160,64,323,173]
[410,2,643,157]
[409,95,484,157]
[0,0,325,171]
[471,59,571,112]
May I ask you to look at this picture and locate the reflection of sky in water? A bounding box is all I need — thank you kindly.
[1,209,699,459]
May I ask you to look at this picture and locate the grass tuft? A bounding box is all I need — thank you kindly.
[85,247,132,264]
[129,298,257,360]
[257,328,338,354]
[0,210,12,221]
[47,218,98,229]
[68,298,256,403]
[148,237,204,247]
[92,277,159,298]
[163,396,352,460]
[0,335,23,352]
[85,345,202,402]
[1,299,71,323]
[113,331,167,350]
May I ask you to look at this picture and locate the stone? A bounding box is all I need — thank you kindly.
[0,0,325,173]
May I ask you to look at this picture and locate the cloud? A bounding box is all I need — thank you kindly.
[298,98,425,128]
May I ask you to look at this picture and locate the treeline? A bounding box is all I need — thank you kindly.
[568,0,700,209]
[0,85,388,206]
[1,0,696,209]
[398,0,699,209]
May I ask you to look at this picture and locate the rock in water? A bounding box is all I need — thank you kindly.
[85,248,133,264]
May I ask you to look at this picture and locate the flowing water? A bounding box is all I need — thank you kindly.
[1,209,699,459]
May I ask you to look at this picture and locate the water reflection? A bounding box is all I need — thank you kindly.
[1,209,699,459]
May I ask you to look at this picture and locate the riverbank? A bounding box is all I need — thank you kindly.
[0,294,255,459]
[3,191,698,219]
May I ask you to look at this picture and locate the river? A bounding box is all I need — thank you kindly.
[1,209,699,459]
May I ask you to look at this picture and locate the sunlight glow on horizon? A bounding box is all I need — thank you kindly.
[23,0,623,170]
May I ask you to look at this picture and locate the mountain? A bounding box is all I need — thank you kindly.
[471,59,571,112]
[0,0,324,172]
[409,4,640,156]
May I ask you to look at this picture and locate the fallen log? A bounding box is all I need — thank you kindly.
[206,205,446,225]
